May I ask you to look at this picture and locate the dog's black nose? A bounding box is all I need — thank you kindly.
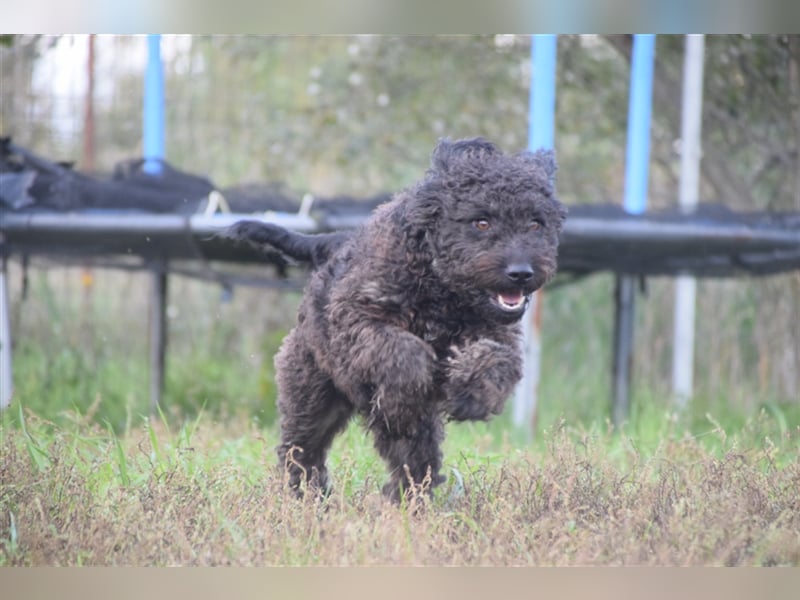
[505,264,534,283]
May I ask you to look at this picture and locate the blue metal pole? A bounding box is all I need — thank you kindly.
[515,34,558,437]
[613,34,656,427]
[143,34,165,175]
[623,34,655,215]
[528,34,557,152]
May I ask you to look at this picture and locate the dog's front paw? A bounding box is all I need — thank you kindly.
[444,338,521,422]
[447,389,499,422]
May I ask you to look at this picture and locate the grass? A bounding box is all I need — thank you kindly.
[1,401,798,566]
[3,266,799,565]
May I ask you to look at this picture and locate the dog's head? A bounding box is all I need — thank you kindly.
[406,137,567,324]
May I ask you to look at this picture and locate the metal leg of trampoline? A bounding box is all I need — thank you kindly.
[611,274,636,428]
[149,264,168,416]
[0,255,12,410]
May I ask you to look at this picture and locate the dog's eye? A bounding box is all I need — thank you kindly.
[528,219,544,232]
[473,219,491,232]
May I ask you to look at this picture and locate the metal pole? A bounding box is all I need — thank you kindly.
[622,34,656,216]
[0,255,12,409]
[515,34,557,437]
[528,35,557,151]
[612,275,635,426]
[82,34,96,172]
[143,34,165,176]
[672,34,705,408]
[81,34,96,319]
[143,34,167,414]
[149,263,168,415]
[613,34,655,427]
[515,291,542,431]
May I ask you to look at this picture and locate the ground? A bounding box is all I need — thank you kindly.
[1,407,798,566]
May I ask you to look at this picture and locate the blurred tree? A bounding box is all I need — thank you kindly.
[163,35,538,195]
[606,34,800,212]
[0,35,51,151]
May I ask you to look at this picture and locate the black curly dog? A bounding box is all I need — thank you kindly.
[224,138,566,502]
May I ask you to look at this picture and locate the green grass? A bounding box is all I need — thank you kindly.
[2,403,798,566]
[3,266,799,565]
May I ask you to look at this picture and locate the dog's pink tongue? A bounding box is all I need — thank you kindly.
[499,291,523,306]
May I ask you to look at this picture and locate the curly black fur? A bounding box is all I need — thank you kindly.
[225,138,567,502]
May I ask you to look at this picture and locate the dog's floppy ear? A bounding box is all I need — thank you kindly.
[431,137,499,174]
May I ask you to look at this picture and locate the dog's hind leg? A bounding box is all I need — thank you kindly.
[275,335,354,497]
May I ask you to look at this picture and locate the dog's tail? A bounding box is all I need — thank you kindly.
[222,220,350,268]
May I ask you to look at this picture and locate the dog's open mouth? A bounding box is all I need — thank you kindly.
[494,290,528,312]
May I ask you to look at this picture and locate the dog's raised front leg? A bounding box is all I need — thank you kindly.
[444,336,523,422]
[332,321,437,438]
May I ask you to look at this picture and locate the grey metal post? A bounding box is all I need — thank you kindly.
[672,34,705,408]
[612,275,636,427]
[515,291,542,437]
[0,255,12,409]
[149,263,168,415]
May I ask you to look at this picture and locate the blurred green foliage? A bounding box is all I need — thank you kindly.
[1,35,798,433]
